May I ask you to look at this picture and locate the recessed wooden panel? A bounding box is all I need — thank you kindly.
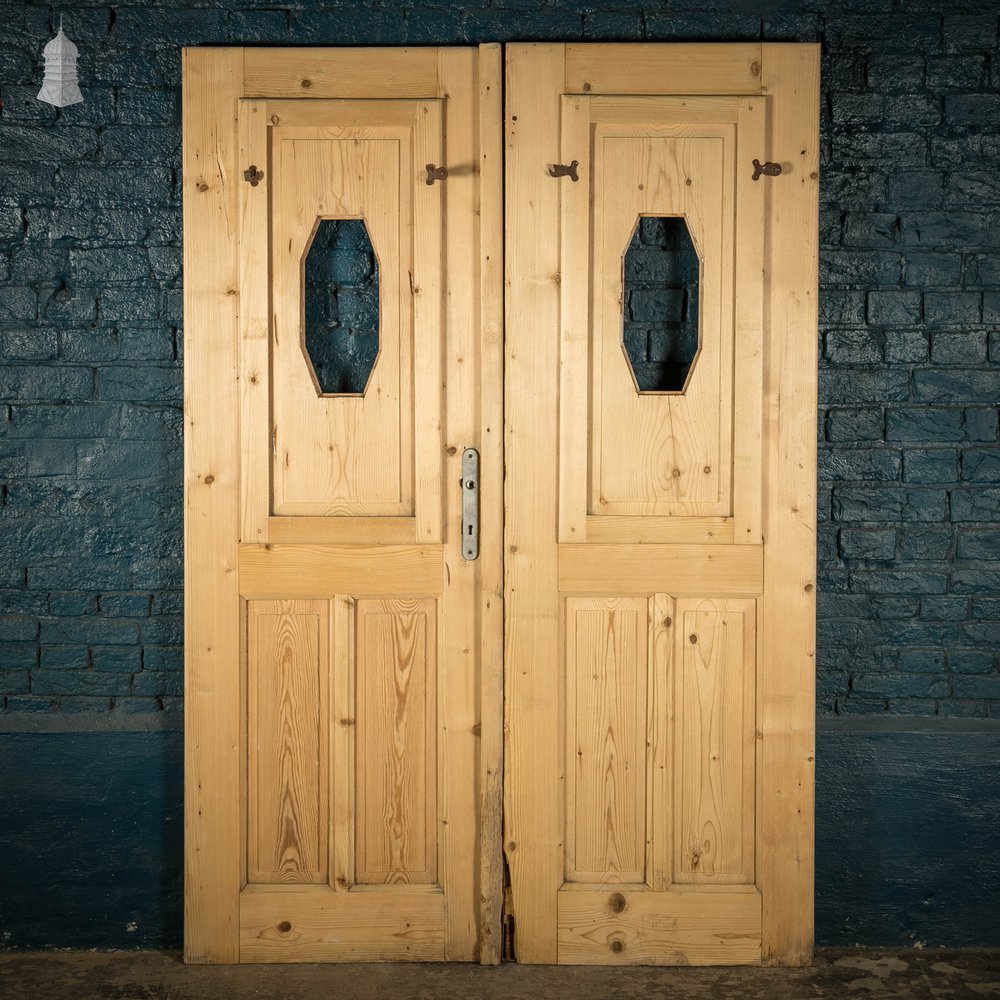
[247,600,329,884]
[355,598,438,885]
[565,598,648,884]
[592,128,734,517]
[675,598,755,884]
[558,96,764,547]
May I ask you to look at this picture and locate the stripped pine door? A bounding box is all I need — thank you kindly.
[186,41,817,969]
[183,46,504,963]
[504,44,819,965]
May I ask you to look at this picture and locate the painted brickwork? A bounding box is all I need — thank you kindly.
[816,10,1000,717]
[3,1,997,719]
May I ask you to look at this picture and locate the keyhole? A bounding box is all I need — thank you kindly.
[468,524,474,535]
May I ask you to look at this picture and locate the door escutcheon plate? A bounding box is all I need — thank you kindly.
[462,448,480,561]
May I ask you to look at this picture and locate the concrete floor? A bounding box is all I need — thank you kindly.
[1,950,999,1000]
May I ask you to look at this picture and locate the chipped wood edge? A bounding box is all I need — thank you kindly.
[477,41,506,967]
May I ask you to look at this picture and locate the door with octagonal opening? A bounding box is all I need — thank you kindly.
[183,42,818,967]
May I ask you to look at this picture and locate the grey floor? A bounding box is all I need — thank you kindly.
[1,949,999,1000]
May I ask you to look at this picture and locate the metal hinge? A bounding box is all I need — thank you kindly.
[751,158,782,181]
[548,159,579,182]
[425,163,448,185]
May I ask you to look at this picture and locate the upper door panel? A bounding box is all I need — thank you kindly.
[240,99,444,543]
[559,95,765,542]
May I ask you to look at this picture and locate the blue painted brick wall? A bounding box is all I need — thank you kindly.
[1,0,999,951]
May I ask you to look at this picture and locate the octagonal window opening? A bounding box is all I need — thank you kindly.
[621,215,701,394]
[302,217,380,396]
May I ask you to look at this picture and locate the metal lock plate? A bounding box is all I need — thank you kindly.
[461,448,479,561]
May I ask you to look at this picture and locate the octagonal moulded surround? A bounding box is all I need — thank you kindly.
[621,214,702,395]
[302,216,382,397]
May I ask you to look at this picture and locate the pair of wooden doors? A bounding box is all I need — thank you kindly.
[183,42,818,967]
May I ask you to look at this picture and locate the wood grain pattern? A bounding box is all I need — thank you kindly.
[556,886,761,965]
[565,43,763,96]
[411,94,446,546]
[477,41,506,966]
[355,599,438,885]
[759,43,819,966]
[247,600,329,884]
[504,42,567,964]
[237,99,271,544]
[240,884,445,962]
[558,544,763,594]
[245,47,440,100]
[331,596,356,892]
[565,598,648,884]
[265,516,418,545]
[238,544,442,597]
[675,599,755,884]
[584,516,734,545]
[591,126,734,516]
[648,593,675,892]
[588,96,747,124]
[182,47,243,964]
[557,95,592,542]
[437,46,479,960]
[732,100,766,544]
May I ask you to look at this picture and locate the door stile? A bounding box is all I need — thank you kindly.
[438,45,483,961]
[475,42,506,967]
[732,100,765,543]
[183,47,244,964]
[758,43,819,967]
[557,94,592,543]
[503,41,567,964]
[237,99,270,545]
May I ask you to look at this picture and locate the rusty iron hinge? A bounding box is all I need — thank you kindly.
[425,163,448,185]
[548,160,579,182]
[751,159,782,181]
